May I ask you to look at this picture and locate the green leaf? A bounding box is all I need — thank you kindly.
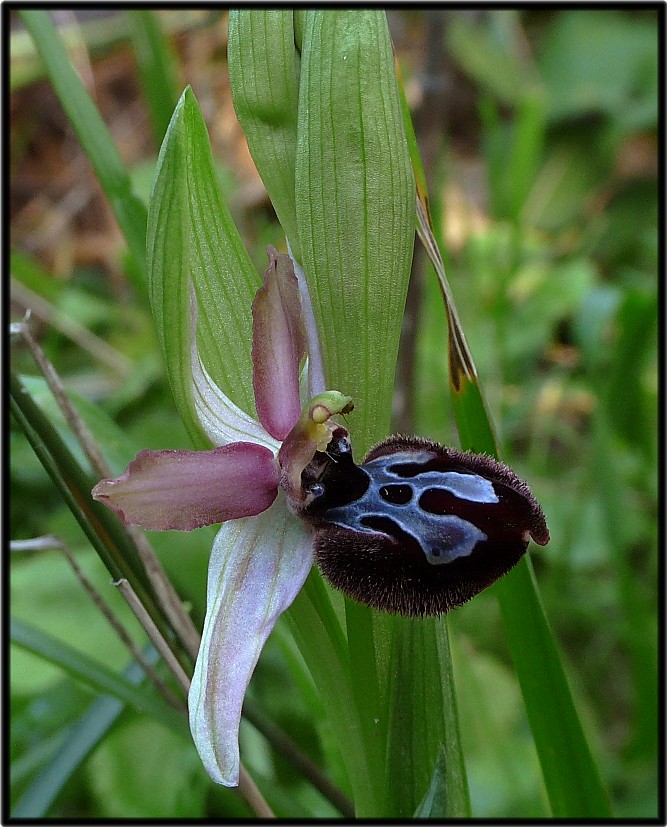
[295,10,415,454]
[285,571,377,811]
[12,654,159,817]
[147,87,260,446]
[19,10,148,292]
[402,57,612,818]
[228,11,302,260]
[10,618,187,738]
[384,618,470,817]
[294,14,456,820]
[127,10,180,147]
[493,564,611,816]
[413,745,448,818]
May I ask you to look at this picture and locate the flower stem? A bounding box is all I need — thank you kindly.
[242,697,354,817]
[238,765,275,818]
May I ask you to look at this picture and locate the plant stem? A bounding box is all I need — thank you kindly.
[242,698,354,817]
[114,578,191,695]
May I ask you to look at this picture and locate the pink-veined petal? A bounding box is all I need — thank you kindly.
[92,443,279,530]
[287,243,326,398]
[189,288,279,451]
[252,247,306,440]
[188,493,314,786]
[192,348,279,451]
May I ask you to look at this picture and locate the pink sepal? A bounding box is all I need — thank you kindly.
[91,443,279,530]
[252,247,306,441]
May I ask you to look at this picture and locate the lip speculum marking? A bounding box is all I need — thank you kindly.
[301,431,550,617]
[321,452,490,565]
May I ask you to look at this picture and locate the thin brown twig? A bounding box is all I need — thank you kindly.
[61,543,185,711]
[11,535,184,710]
[10,536,66,553]
[17,317,110,476]
[14,314,202,662]
[10,281,133,376]
[126,525,202,661]
[242,698,354,817]
[114,578,192,695]
[238,764,276,819]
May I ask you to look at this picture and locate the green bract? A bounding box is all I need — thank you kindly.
[228,11,302,261]
[230,10,415,455]
[296,11,415,454]
[147,88,260,447]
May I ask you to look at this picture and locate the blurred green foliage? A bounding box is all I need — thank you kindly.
[10,8,658,819]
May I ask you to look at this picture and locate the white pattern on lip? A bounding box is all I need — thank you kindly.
[321,452,492,566]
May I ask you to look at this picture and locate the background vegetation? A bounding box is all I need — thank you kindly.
[10,8,659,818]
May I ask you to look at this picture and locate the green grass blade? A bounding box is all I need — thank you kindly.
[399,69,612,816]
[9,372,180,655]
[126,10,180,148]
[19,10,148,290]
[450,379,497,456]
[493,565,611,816]
[10,618,187,738]
[11,653,159,817]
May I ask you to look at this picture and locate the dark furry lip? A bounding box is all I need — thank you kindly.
[301,432,549,617]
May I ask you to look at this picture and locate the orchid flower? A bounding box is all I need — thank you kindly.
[92,247,352,787]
